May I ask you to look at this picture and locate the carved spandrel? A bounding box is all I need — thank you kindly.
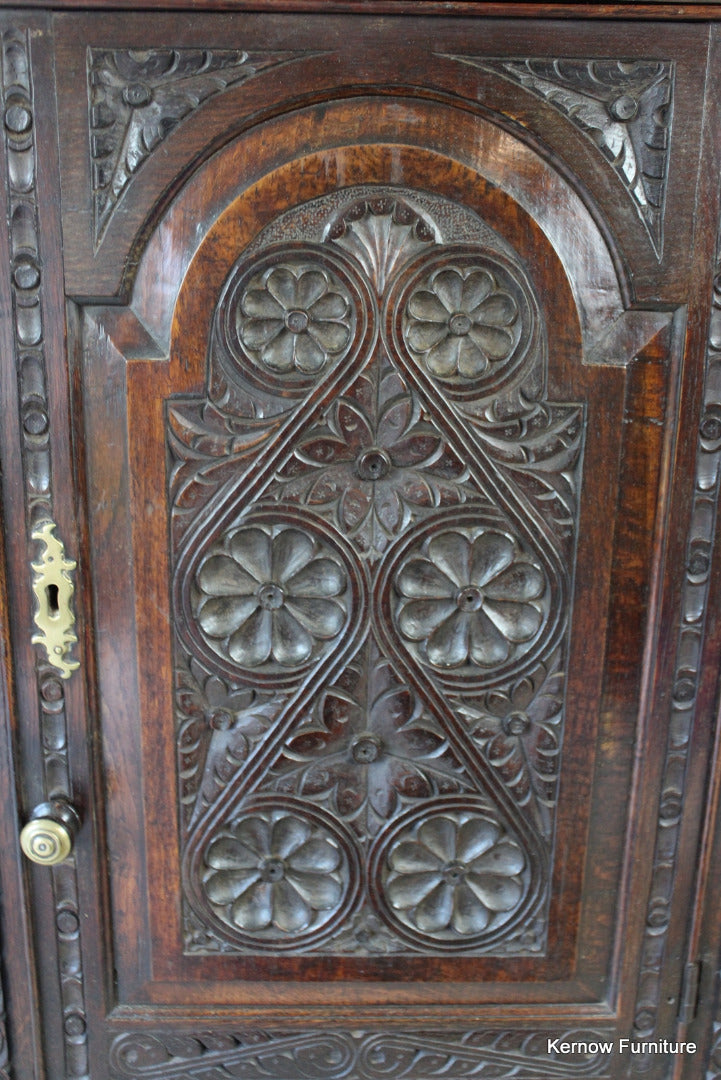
[442,56,674,257]
[170,187,583,956]
[88,47,307,243]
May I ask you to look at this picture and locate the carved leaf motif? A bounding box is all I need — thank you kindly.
[444,56,673,255]
[88,48,300,241]
[167,400,279,541]
[269,641,470,840]
[456,654,564,839]
[325,196,437,293]
[470,404,585,540]
[177,655,282,828]
[271,359,477,559]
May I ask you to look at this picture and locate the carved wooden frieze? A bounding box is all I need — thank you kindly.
[442,57,673,257]
[108,1026,614,1079]
[88,47,307,242]
[167,187,585,956]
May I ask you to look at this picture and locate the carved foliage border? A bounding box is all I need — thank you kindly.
[0,24,88,1079]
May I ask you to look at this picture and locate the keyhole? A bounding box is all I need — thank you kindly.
[46,583,59,618]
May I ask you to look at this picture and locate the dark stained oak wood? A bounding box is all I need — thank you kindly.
[2,6,721,1080]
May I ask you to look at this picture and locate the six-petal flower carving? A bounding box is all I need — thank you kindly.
[237,263,352,375]
[384,812,526,937]
[405,266,519,379]
[395,528,547,670]
[273,645,466,835]
[194,526,348,669]
[203,811,345,935]
[274,364,470,557]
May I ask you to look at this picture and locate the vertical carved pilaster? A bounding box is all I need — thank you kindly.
[630,221,721,1073]
[0,26,88,1079]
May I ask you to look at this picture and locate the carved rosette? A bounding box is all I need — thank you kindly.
[192,524,350,673]
[198,798,360,949]
[394,526,549,677]
[391,247,539,401]
[170,187,583,955]
[375,803,530,948]
[219,245,369,396]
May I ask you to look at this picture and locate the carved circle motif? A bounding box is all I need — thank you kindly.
[200,799,358,948]
[192,523,350,673]
[394,526,549,676]
[391,248,537,398]
[373,802,531,949]
[221,245,366,391]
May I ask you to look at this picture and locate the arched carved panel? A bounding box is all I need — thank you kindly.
[168,186,585,957]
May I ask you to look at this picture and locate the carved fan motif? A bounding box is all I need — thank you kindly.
[169,188,585,955]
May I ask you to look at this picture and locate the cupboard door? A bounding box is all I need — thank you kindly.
[4,11,721,1080]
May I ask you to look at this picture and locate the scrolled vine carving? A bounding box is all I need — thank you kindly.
[394,525,549,675]
[108,1026,614,1079]
[192,523,350,672]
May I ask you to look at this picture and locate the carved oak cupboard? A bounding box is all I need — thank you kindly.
[2,3,721,1079]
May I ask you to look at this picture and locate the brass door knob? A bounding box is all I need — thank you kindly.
[20,800,80,866]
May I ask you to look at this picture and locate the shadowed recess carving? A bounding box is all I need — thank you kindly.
[442,57,673,257]
[168,187,585,956]
[87,47,308,243]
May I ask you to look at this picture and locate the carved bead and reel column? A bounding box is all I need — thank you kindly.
[169,188,584,958]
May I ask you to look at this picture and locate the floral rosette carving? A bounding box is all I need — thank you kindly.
[407,266,518,377]
[192,524,349,673]
[390,247,537,400]
[394,526,549,677]
[201,805,353,944]
[224,250,359,386]
[378,808,529,945]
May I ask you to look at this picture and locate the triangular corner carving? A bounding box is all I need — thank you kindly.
[87,47,307,244]
[443,56,674,258]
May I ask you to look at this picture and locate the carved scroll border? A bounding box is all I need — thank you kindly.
[108,1026,614,1079]
[0,24,89,1079]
